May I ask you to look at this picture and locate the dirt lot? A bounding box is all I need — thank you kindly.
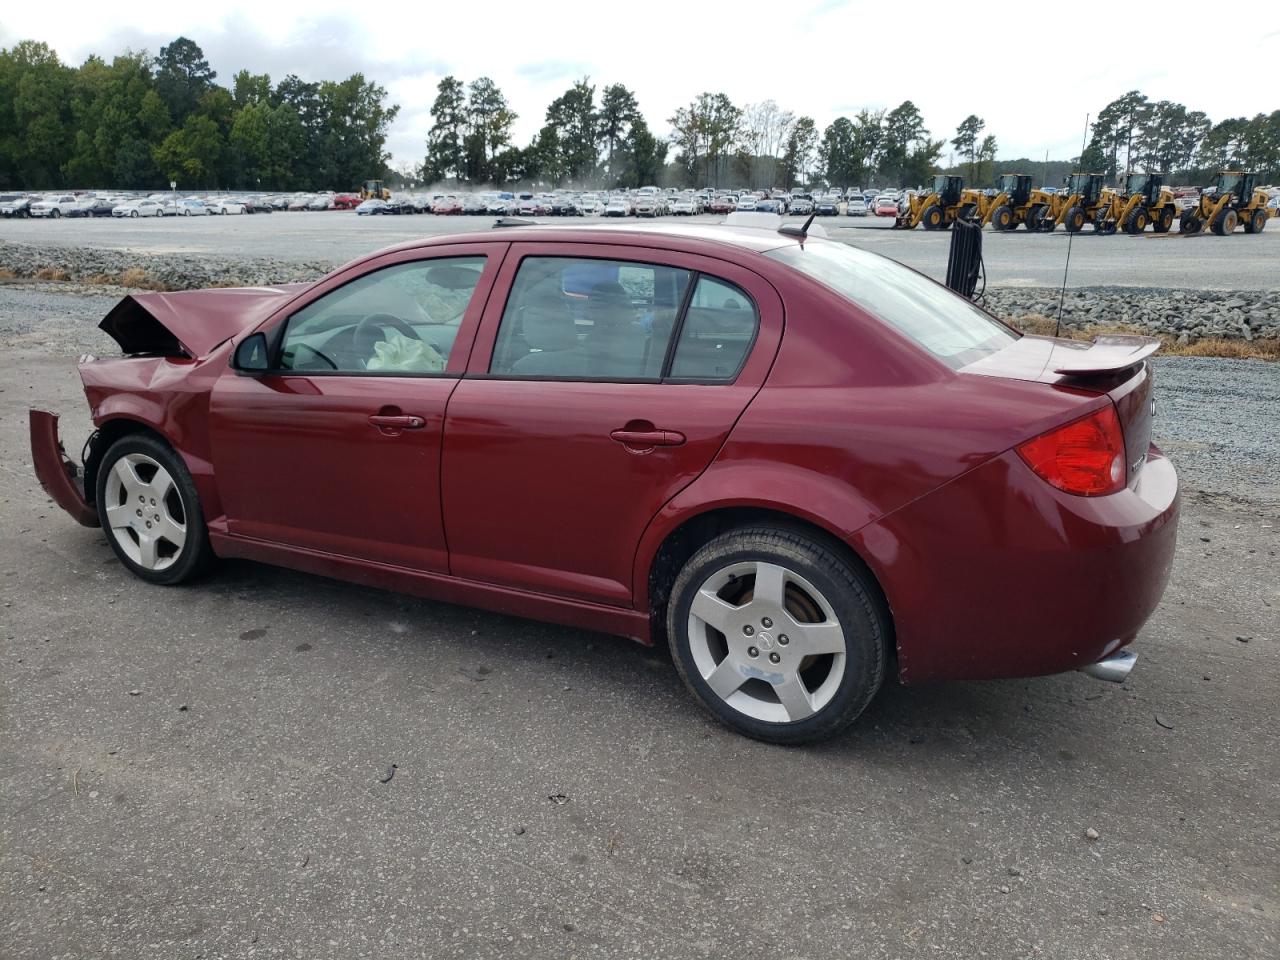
[1,300,1278,958]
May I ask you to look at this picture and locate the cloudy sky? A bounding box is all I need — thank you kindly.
[5,0,1278,169]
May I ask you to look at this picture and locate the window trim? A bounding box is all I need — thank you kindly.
[481,254,760,385]
[268,254,491,378]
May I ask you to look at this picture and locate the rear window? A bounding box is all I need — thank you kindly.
[766,240,1016,368]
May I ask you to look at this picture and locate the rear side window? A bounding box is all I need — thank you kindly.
[668,276,758,380]
[767,240,1015,368]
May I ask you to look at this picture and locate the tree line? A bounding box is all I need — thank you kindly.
[1078,91,1280,184]
[0,37,398,191]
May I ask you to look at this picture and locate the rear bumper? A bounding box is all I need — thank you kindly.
[29,410,98,527]
[852,445,1179,683]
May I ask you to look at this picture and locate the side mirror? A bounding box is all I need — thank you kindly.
[232,332,270,374]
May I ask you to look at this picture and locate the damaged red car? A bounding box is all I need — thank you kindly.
[30,222,1179,743]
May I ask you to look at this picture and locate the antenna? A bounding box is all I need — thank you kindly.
[1055,114,1090,338]
[778,210,818,239]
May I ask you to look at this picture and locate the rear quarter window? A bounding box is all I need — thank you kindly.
[767,240,1016,368]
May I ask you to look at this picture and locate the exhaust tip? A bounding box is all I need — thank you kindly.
[1081,649,1137,683]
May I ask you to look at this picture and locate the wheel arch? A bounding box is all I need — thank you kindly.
[83,417,170,506]
[639,502,895,656]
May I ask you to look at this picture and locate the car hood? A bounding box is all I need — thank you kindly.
[99,283,311,358]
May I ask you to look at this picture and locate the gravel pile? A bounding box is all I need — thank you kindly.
[983,287,1280,341]
[3,240,1279,341]
[1,240,330,290]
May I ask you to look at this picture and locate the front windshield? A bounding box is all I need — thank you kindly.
[766,240,1016,369]
[1217,173,1242,196]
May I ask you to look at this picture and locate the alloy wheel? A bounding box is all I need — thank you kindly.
[687,560,847,723]
[102,453,187,571]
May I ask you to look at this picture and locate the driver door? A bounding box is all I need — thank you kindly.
[209,243,506,572]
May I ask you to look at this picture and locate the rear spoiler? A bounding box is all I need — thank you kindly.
[1051,335,1160,376]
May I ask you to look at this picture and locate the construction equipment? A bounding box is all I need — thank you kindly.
[895,175,973,230]
[1046,173,1107,233]
[359,179,391,201]
[1091,174,1179,235]
[1179,171,1271,235]
[979,174,1056,232]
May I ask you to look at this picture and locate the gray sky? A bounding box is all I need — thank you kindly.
[6,0,1279,168]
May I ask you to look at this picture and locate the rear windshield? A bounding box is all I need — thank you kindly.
[766,240,1016,368]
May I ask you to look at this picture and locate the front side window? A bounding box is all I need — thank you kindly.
[490,257,692,380]
[279,257,486,374]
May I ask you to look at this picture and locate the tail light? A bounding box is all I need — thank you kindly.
[1016,404,1126,497]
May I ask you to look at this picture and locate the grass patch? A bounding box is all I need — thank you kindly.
[0,267,16,280]
[1005,313,1279,361]
[34,267,71,281]
[119,267,169,290]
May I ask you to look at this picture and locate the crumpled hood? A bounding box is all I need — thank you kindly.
[99,283,311,357]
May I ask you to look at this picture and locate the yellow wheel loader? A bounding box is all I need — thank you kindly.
[981,174,1057,232]
[360,179,392,201]
[895,175,974,230]
[1179,171,1271,235]
[1046,173,1108,233]
[1092,174,1179,235]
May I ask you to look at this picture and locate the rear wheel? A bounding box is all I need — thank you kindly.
[51,209,61,219]
[990,204,1013,231]
[1211,208,1238,236]
[1125,208,1148,234]
[667,526,888,745]
[1064,206,1085,232]
[96,434,213,585]
[921,205,943,230]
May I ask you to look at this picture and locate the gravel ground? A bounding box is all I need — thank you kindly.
[4,210,1280,289]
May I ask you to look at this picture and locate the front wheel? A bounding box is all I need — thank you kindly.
[1063,206,1085,232]
[1180,210,1202,234]
[667,526,888,744]
[96,433,213,585]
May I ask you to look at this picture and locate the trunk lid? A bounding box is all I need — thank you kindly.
[962,333,1157,485]
[99,283,310,358]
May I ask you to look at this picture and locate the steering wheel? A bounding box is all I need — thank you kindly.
[353,312,422,360]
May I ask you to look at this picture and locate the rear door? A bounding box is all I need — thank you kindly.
[441,242,783,606]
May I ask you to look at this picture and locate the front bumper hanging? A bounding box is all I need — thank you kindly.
[29,410,98,527]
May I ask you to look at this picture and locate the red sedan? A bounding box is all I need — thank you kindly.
[30,223,1178,743]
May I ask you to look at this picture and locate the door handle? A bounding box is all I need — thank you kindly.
[369,414,426,430]
[610,428,685,447]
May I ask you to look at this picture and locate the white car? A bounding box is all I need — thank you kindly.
[735,196,758,212]
[307,194,335,211]
[112,199,164,218]
[669,197,696,216]
[846,199,868,217]
[30,195,79,218]
[207,198,246,215]
[576,197,603,216]
[634,197,661,218]
[604,197,631,217]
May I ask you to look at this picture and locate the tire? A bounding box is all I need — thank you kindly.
[1243,209,1266,235]
[1180,210,1201,234]
[1152,207,1174,233]
[991,204,1013,231]
[95,433,213,586]
[921,205,943,230]
[666,525,888,745]
[130,210,139,218]
[1124,209,1148,234]
[1211,208,1237,236]
[1064,206,1085,232]
[51,209,61,219]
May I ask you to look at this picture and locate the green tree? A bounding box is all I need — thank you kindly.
[152,113,224,187]
[668,92,740,186]
[878,101,941,187]
[951,114,984,182]
[545,78,598,184]
[153,37,216,124]
[423,76,467,182]
[232,70,272,108]
[977,134,998,185]
[779,115,817,187]
[598,83,640,181]
[2,41,75,187]
[617,117,667,188]
[463,77,516,183]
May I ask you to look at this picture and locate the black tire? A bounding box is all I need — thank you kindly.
[1124,209,1148,234]
[1180,210,1201,234]
[95,433,213,585]
[1243,209,1266,235]
[130,210,139,219]
[990,204,1013,231]
[666,525,888,745]
[51,209,61,219]
[1211,208,1237,236]
[1152,207,1174,233]
[921,205,943,230]
[1064,206,1085,232]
